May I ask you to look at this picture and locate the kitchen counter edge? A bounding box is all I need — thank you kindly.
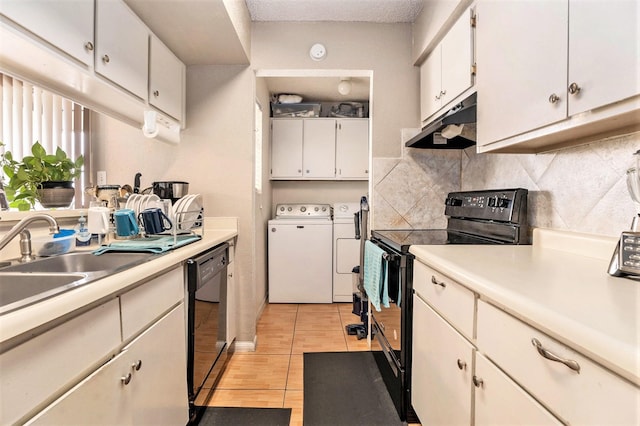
[0,221,238,347]
[409,227,639,387]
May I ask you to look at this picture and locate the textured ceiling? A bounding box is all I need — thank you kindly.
[246,0,424,23]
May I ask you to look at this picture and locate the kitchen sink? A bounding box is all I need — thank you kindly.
[1,251,154,274]
[0,273,88,310]
[0,251,156,315]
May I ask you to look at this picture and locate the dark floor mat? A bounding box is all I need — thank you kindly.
[198,407,291,426]
[303,351,405,426]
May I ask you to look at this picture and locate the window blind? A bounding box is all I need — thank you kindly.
[0,73,91,208]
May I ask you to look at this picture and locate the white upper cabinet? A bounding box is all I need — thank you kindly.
[568,0,640,116]
[476,0,640,152]
[302,119,336,179]
[420,7,474,124]
[271,119,304,178]
[336,119,369,179]
[150,35,185,121]
[95,0,149,100]
[476,0,568,145]
[0,0,94,66]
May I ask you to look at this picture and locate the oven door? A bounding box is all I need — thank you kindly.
[368,238,416,422]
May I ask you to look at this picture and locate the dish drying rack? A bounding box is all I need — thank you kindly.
[163,204,205,243]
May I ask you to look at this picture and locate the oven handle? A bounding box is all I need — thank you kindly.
[369,239,401,262]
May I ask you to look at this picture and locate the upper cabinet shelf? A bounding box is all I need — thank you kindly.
[0,0,186,141]
[475,0,640,153]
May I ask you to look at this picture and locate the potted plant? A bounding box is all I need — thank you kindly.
[1,141,84,211]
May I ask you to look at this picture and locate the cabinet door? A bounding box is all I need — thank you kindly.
[127,304,189,426]
[440,7,473,107]
[303,119,336,178]
[149,35,185,121]
[475,352,562,426]
[95,0,148,99]
[26,350,134,425]
[476,0,568,145]
[420,47,443,122]
[0,0,94,66]
[568,0,640,116]
[1,300,121,425]
[271,119,303,178]
[336,119,369,179]
[412,294,473,426]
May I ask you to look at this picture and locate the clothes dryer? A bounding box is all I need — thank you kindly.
[332,202,361,302]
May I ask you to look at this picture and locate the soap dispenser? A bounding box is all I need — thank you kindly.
[76,213,91,247]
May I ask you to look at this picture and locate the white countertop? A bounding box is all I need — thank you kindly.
[409,228,640,386]
[0,217,238,347]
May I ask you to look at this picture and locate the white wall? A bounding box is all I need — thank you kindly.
[251,21,419,159]
[93,65,259,343]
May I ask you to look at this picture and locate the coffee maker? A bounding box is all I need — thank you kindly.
[608,150,640,277]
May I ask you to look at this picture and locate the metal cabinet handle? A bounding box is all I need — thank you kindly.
[132,360,142,371]
[153,90,160,98]
[472,375,483,388]
[440,89,447,96]
[548,93,560,104]
[568,82,581,95]
[435,94,441,100]
[456,359,467,370]
[431,275,446,288]
[102,54,110,64]
[121,373,132,385]
[531,338,580,373]
[84,41,94,51]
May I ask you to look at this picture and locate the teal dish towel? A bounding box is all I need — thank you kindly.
[363,240,389,312]
[92,234,201,255]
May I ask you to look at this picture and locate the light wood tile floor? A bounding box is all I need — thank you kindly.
[206,303,372,425]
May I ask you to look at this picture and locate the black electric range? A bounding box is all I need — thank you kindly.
[366,188,529,423]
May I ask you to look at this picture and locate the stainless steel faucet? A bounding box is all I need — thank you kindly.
[0,214,60,262]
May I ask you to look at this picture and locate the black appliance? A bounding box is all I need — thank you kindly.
[405,92,477,149]
[367,188,529,423]
[186,242,229,423]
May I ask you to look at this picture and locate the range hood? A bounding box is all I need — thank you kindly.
[406,93,477,149]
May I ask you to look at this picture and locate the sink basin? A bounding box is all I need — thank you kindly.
[1,251,154,274]
[0,273,87,310]
[0,251,156,315]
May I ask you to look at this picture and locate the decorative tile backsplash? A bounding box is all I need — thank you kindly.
[373,131,640,237]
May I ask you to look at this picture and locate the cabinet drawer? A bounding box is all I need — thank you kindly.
[120,266,183,341]
[477,300,640,425]
[1,299,121,425]
[413,261,475,339]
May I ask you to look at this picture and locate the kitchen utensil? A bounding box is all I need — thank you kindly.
[134,173,142,194]
[114,209,140,238]
[87,206,110,235]
[139,207,172,235]
[86,185,121,208]
[151,181,189,203]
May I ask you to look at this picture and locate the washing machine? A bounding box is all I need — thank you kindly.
[332,202,361,302]
[268,203,333,303]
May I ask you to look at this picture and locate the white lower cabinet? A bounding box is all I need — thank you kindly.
[474,352,561,426]
[413,260,640,425]
[412,294,473,425]
[477,300,640,425]
[0,300,121,425]
[27,303,188,426]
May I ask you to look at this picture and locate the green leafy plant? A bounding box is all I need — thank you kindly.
[1,141,84,211]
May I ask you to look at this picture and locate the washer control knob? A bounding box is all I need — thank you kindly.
[314,206,319,212]
[287,206,293,212]
[300,206,307,212]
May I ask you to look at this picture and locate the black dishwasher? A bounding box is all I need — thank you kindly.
[186,242,229,423]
